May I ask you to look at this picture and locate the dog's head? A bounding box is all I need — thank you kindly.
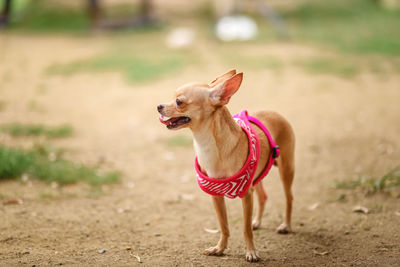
[157,70,243,130]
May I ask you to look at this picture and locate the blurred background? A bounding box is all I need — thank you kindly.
[0,0,399,266]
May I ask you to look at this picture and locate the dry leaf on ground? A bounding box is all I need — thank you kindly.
[131,254,142,263]
[204,228,219,234]
[313,250,329,256]
[3,199,23,205]
[353,206,369,214]
[308,202,320,210]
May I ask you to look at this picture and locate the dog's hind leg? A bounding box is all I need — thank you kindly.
[252,181,267,230]
[276,149,294,234]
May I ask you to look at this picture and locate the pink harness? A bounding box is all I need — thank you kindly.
[195,110,280,199]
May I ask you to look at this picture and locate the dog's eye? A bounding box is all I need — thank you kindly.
[176,99,183,106]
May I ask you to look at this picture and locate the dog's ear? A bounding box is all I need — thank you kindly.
[209,69,236,87]
[209,73,243,106]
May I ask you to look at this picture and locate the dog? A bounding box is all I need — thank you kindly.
[157,70,295,262]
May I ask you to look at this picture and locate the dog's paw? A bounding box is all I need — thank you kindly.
[203,245,225,256]
[252,219,261,230]
[276,223,292,234]
[245,250,260,262]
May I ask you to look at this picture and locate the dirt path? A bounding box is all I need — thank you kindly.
[0,34,399,266]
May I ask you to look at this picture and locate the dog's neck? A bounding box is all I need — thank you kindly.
[191,106,248,179]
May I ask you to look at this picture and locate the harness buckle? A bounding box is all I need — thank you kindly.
[272,145,280,159]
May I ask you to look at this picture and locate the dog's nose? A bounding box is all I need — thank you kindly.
[157,104,164,112]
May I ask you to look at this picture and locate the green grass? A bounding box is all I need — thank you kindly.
[283,0,400,55]
[0,145,120,186]
[335,166,400,193]
[0,146,34,179]
[32,158,119,185]
[8,0,158,33]
[9,0,89,32]
[297,57,360,78]
[1,123,73,138]
[47,51,185,84]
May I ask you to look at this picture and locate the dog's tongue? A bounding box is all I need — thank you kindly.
[159,115,179,125]
[159,115,169,125]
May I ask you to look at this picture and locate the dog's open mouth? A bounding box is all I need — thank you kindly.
[159,115,191,129]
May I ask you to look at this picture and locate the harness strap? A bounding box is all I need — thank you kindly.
[247,115,280,185]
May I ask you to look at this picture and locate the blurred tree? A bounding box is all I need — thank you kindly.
[88,0,101,28]
[95,0,155,29]
[0,0,11,28]
[0,0,155,30]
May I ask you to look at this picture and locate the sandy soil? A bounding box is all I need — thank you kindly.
[0,33,399,266]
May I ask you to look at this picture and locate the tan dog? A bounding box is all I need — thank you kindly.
[157,70,295,262]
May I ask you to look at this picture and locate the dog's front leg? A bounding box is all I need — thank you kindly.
[242,189,260,262]
[203,195,229,256]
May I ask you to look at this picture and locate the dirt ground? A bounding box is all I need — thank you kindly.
[0,32,399,266]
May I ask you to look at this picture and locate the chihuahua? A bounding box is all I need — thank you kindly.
[157,70,295,262]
